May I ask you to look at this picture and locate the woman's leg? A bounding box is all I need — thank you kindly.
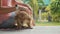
[0,12,16,28]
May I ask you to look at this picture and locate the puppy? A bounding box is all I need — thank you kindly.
[15,11,32,29]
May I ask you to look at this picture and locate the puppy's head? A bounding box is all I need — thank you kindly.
[16,11,28,19]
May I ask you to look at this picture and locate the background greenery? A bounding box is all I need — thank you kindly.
[22,0,60,25]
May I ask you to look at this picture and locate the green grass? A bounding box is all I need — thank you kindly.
[35,21,60,26]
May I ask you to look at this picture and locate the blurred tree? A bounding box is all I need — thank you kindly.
[22,0,29,4]
[46,0,60,22]
[37,0,44,9]
[50,0,60,14]
[28,0,39,20]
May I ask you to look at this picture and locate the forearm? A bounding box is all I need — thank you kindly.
[0,7,16,14]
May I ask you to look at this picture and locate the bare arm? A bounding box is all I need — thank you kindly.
[0,7,16,14]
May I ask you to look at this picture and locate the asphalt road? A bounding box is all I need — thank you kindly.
[0,26,60,34]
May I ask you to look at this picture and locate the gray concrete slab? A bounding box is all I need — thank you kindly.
[0,26,60,34]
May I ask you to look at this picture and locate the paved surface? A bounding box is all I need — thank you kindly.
[0,26,60,34]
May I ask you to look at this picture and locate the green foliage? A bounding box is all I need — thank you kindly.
[46,0,60,22]
[29,0,39,19]
[41,12,48,20]
[50,0,60,14]
[38,0,44,5]
[38,0,44,9]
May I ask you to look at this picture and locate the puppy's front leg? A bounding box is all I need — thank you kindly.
[15,18,22,29]
[17,19,22,29]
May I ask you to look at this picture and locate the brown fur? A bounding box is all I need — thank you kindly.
[15,11,32,29]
